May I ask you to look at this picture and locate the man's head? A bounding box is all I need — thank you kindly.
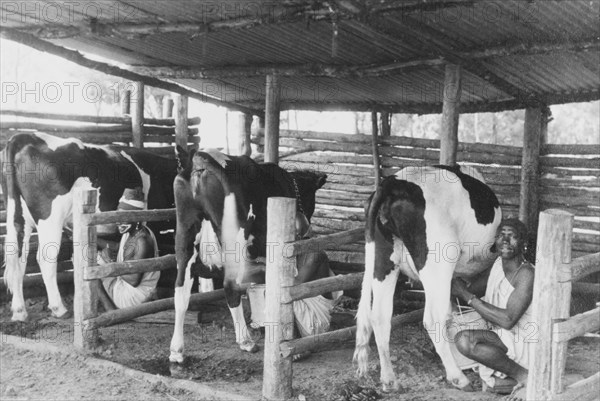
[495,218,528,260]
[117,187,146,234]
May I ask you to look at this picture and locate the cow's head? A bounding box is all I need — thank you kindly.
[288,170,327,221]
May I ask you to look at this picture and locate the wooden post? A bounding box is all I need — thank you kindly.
[175,94,189,150]
[540,106,550,145]
[73,188,99,348]
[519,107,543,233]
[131,81,144,148]
[120,89,131,115]
[439,63,462,166]
[162,96,174,118]
[527,209,573,401]
[371,111,382,188]
[264,73,281,164]
[238,112,253,156]
[256,115,265,153]
[381,111,391,137]
[262,197,296,400]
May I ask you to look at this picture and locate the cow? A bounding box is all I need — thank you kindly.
[354,165,501,392]
[168,147,327,363]
[1,132,178,321]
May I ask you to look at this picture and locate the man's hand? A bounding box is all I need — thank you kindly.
[451,278,472,301]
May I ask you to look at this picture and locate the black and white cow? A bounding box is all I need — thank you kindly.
[169,147,326,362]
[354,165,501,391]
[1,132,178,321]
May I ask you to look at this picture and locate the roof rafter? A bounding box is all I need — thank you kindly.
[264,88,600,114]
[129,39,600,79]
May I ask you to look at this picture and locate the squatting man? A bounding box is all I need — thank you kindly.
[451,218,535,401]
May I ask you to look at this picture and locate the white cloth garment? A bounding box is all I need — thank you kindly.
[100,225,160,309]
[478,257,536,387]
[292,268,342,338]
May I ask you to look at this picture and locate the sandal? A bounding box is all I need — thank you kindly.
[482,377,518,395]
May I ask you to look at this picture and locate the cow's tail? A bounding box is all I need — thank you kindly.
[1,135,31,294]
[353,179,389,377]
[221,191,247,308]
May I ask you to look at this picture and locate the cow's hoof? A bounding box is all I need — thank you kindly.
[449,377,472,391]
[50,306,70,319]
[11,310,28,322]
[169,351,184,364]
[239,341,259,353]
[169,361,188,379]
[382,380,402,393]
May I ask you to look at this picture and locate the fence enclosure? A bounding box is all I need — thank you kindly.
[527,209,600,401]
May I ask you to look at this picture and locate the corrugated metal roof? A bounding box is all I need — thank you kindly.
[1,0,599,113]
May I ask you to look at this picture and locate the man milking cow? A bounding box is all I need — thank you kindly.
[451,218,535,401]
[194,198,340,357]
[94,187,160,310]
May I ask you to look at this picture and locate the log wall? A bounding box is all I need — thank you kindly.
[0,110,201,155]
[253,129,600,269]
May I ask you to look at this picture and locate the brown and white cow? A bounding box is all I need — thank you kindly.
[168,147,327,362]
[1,132,177,321]
[354,165,501,391]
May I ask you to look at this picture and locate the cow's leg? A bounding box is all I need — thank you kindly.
[228,302,258,352]
[420,263,470,389]
[36,218,69,318]
[169,252,195,363]
[371,264,402,392]
[5,198,33,321]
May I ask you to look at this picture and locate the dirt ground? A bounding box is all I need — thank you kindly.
[1,295,599,401]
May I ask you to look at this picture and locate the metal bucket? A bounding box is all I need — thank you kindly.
[247,284,266,328]
[447,308,488,370]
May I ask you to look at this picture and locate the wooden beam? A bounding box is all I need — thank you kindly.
[284,273,364,304]
[527,209,573,400]
[88,37,600,79]
[552,307,600,343]
[370,0,475,14]
[86,288,230,330]
[289,228,363,257]
[120,89,131,115]
[238,112,253,156]
[0,28,261,115]
[262,198,296,400]
[558,252,600,283]
[440,64,461,165]
[261,88,599,114]
[87,208,176,226]
[73,188,99,348]
[84,255,176,280]
[519,107,543,231]
[381,112,391,137]
[371,111,382,186]
[550,372,600,401]
[132,61,444,79]
[174,94,189,150]
[264,74,281,164]
[131,82,144,148]
[162,97,174,118]
[280,308,424,358]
